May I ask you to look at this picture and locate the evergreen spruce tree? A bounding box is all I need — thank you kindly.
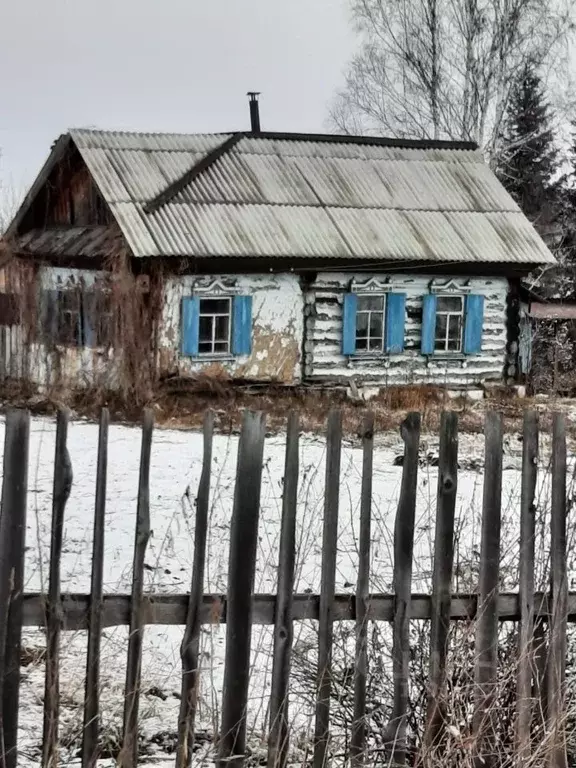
[497,61,559,229]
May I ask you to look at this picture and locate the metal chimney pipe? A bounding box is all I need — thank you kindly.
[247,92,261,133]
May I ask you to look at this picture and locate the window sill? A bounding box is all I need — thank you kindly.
[187,354,236,362]
[427,353,467,362]
[50,343,111,353]
[348,352,390,361]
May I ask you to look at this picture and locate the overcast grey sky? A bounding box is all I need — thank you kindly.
[0,0,355,191]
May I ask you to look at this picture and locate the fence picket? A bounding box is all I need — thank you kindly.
[313,410,343,768]
[351,412,374,768]
[120,409,154,768]
[386,412,421,765]
[42,408,73,768]
[516,410,538,764]
[268,412,300,768]
[424,411,458,753]
[0,409,30,768]
[547,413,568,768]
[218,411,267,768]
[176,411,214,768]
[473,411,503,768]
[82,408,110,768]
[0,404,574,767]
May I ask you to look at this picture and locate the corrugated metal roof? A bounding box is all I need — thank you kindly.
[65,128,554,265]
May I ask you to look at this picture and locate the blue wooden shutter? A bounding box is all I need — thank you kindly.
[83,291,98,348]
[385,293,406,353]
[181,296,200,356]
[421,294,437,354]
[232,295,252,355]
[463,294,484,354]
[342,293,358,355]
[40,289,59,342]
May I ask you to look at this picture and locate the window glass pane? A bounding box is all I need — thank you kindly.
[435,314,447,348]
[60,291,80,313]
[437,296,463,313]
[198,342,212,354]
[215,315,229,342]
[369,314,383,338]
[199,316,212,342]
[447,315,462,351]
[200,298,230,315]
[356,313,369,334]
[355,337,368,351]
[60,312,79,345]
[214,341,229,353]
[357,296,384,312]
[369,336,383,351]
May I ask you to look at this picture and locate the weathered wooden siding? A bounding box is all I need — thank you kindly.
[159,274,304,384]
[304,273,509,387]
[20,146,112,231]
[0,265,118,389]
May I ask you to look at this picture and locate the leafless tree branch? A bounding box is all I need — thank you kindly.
[330,0,576,159]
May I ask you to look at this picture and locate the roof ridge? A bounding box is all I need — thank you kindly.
[144,134,245,214]
[68,127,477,152]
[242,131,478,151]
[70,127,234,140]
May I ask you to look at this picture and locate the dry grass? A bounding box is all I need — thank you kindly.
[0,377,548,437]
[0,377,574,445]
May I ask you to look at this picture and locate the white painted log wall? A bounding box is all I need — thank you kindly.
[304,272,509,387]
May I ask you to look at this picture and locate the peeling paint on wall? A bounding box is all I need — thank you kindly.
[160,273,303,384]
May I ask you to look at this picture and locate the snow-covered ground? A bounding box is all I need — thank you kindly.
[3,415,566,765]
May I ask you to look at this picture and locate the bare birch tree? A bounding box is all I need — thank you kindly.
[331,0,576,158]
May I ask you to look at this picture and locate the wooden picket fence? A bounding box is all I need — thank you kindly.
[0,406,571,767]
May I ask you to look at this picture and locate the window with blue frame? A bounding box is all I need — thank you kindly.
[421,293,484,356]
[356,295,385,352]
[198,297,232,355]
[342,292,406,355]
[181,294,253,357]
[434,295,464,352]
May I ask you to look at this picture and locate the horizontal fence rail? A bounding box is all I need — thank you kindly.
[0,406,572,767]
[14,591,576,627]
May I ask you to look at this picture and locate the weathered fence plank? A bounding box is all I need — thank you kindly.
[268,412,300,768]
[516,410,538,765]
[424,411,458,752]
[218,411,267,768]
[0,409,30,768]
[1,404,574,768]
[82,408,109,768]
[387,413,421,765]
[547,413,568,768]
[42,408,73,768]
[176,411,214,768]
[314,410,343,768]
[119,410,154,768]
[19,590,576,628]
[351,412,374,768]
[473,411,503,768]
